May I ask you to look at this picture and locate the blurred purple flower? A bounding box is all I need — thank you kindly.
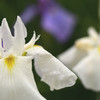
[21,0,77,43]
[21,5,38,24]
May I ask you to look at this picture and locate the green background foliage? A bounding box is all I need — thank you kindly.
[0,0,99,100]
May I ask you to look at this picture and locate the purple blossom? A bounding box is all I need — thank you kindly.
[21,5,38,24]
[20,0,77,43]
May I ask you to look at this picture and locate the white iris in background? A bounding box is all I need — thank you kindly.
[0,16,77,100]
[58,27,100,69]
[58,27,100,91]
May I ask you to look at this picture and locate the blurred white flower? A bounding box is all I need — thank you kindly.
[0,16,77,100]
[73,47,100,91]
[58,27,100,69]
[58,27,100,91]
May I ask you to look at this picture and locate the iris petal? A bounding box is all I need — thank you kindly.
[74,51,100,91]
[13,16,27,55]
[41,4,77,43]
[58,46,87,69]
[21,5,38,24]
[1,18,13,51]
[0,56,46,100]
[26,46,77,90]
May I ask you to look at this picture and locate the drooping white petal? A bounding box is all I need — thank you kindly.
[58,46,87,69]
[0,56,46,100]
[73,51,100,91]
[1,18,13,51]
[26,46,77,91]
[13,16,27,55]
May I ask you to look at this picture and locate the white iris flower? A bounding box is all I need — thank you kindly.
[58,27,100,91]
[58,27,100,69]
[0,16,77,100]
[73,47,100,91]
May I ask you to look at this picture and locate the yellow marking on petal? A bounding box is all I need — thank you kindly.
[75,42,92,51]
[98,46,100,52]
[22,52,27,56]
[24,44,41,51]
[4,55,15,72]
[33,45,41,47]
